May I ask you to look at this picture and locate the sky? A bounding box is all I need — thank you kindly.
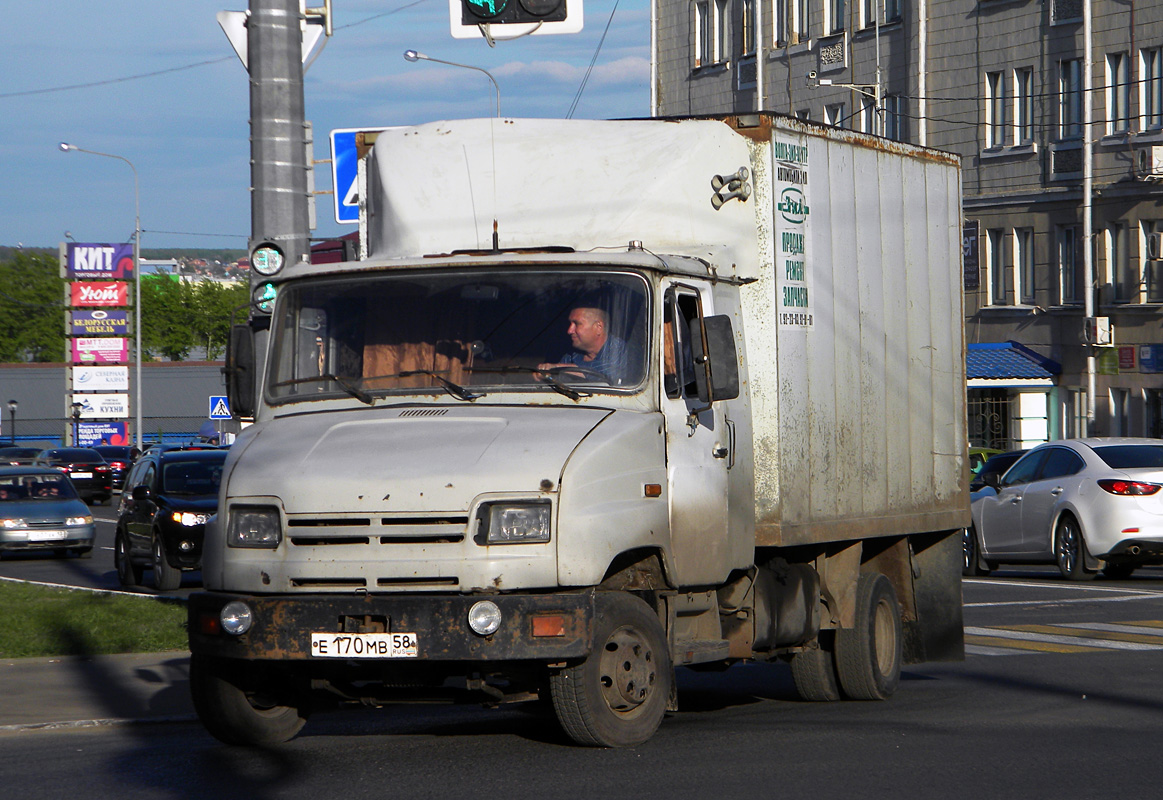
[1,0,651,251]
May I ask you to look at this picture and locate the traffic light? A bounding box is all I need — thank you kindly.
[450,0,582,37]
[462,0,566,25]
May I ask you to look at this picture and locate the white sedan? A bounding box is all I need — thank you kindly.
[964,438,1163,580]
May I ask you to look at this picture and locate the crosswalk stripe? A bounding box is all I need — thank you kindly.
[963,624,1163,654]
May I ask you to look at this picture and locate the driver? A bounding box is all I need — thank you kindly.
[538,305,628,384]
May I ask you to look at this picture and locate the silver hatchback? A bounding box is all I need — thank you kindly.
[966,438,1163,580]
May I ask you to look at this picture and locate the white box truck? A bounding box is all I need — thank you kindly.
[188,114,969,747]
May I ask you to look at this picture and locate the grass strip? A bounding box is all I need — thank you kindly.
[0,579,187,658]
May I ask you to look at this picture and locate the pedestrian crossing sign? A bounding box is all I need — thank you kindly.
[209,396,232,420]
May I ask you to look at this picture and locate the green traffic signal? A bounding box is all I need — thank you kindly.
[462,0,566,24]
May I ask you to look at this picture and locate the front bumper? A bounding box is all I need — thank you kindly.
[188,589,596,662]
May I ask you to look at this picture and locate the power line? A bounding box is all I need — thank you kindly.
[567,0,620,119]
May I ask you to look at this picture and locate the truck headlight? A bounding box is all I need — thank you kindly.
[220,601,253,636]
[227,506,282,548]
[481,502,551,544]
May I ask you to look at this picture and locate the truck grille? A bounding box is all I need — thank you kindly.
[286,514,470,546]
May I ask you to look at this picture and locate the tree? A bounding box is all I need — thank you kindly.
[0,252,67,362]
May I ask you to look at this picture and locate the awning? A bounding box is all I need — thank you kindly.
[967,342,1060,388]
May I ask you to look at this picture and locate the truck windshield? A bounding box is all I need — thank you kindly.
[267,269,649,403]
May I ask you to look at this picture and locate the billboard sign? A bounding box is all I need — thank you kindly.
[77,421,130,447]
[71,281,129,307]
[70,310,130,336]
[72,366,129,392]
[71,393,129,419]
[72,337,129,364]
[65,243,135,280]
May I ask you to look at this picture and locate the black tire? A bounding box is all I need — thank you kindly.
[789,632,842,702]
[75,547,93,559]
[189,654,309,746]
[1054,515,1095,581]
[549,592,672,747]
[1101,562,1137,580]
[962,526,992,577]
[152,534,182,592]
[115,529,143,587]
[835,573,902,701]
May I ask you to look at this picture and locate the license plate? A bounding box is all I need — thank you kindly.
[28,530,68,542]
[310,632,419,658]
[71,472,93,479]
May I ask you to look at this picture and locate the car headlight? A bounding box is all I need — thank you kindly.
[66,516,92,527]
[481,502,551,544]
[227,506,282,548]
[172,511,210,527]
[0,518,27,529]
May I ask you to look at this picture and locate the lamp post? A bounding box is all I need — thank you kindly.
[58,142,143,450]
[6,400,16,445]
[403,50,501,118]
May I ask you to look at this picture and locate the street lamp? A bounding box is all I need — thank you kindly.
[59,142,143,450]
[403,50,501,118]
[6,400,16,445]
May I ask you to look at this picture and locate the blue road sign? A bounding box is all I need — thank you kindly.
[330,127,391,225]
[209,396,232,420]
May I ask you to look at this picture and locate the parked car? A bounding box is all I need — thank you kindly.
[92,445,140,492]
[968,446,1003,475]
[0,467,95,558]
[965,438,1163,580]
[969,449,1026,493]
[0,447,46,466]
[33,448,113,504]
[115,448,228,591]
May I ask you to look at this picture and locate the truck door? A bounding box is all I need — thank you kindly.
[662,284,732,586]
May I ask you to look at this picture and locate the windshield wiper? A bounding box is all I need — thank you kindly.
[466,366,590,401]
[271,374,375,405]
[396,370,484,402]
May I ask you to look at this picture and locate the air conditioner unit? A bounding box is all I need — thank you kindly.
[1148,231,1163,261]
[1137,145,1163,178]
[1082,316,1114,346]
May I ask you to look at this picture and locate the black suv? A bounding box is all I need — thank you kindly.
[115,448,227,591]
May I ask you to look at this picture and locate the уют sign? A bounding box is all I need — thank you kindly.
[71,282,128,307]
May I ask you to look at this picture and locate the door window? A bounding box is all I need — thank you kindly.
[1000,449,1049,487]
[1038,447,1085,479]
[663,289,702,400]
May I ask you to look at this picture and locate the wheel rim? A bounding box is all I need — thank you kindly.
[116,535,129,580]
[872,597,896,676]
[597,625,658,717]
[1057,521,1078,574]
[962,528,975,570]
[153,537,164,573]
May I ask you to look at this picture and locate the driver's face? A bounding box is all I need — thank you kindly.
[567,308,604,355]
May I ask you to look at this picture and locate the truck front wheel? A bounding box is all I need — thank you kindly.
[189,654,310,746]
[549,591,672,747]
[835,572,902,700]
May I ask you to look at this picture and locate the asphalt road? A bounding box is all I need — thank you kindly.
[3,569,1163,798]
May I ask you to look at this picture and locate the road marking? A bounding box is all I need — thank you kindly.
[965,621,1163,655]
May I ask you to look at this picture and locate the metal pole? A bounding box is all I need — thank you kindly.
[1083,0,1095,434]
[57,144,143,449]
[403,51,501,117]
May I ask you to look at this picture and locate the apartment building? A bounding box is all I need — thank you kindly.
[652,0,1163,447]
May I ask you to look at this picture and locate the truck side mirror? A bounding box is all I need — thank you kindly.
[225,323,255,418]
[688,314,740,404]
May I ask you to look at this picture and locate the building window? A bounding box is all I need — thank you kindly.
[1016,228,1035,305]
[1145,389,1163,438]
[884,94,904,141]
[1144,221,1163,303]
[1109,222,1136,302]
[884,0,901,22]
[826,0,845,34]
[1059,59,1083,139]
[1107,53,1131,135]
[859,97,876,134]
[1064,389,1088,438]
[1110,388,1129,437]
[795,108,811,120]
[714,0,729,63]
[773,0,788,44]
[860,0,876,28]
[1014,67,1033,144]
[1143,47,1163,130]
[987,228,1008,305]
[986,71,1006,148]
[1057,225,1080,304]
[794,0,810,41]
[694,1,711,67]
[825,103,847,129]
[741,0,755,55]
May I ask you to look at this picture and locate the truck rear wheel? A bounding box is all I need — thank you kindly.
[789,632,842,702]
[189,654,309,746]
[835,573,902,701]
[549,591,672,747]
